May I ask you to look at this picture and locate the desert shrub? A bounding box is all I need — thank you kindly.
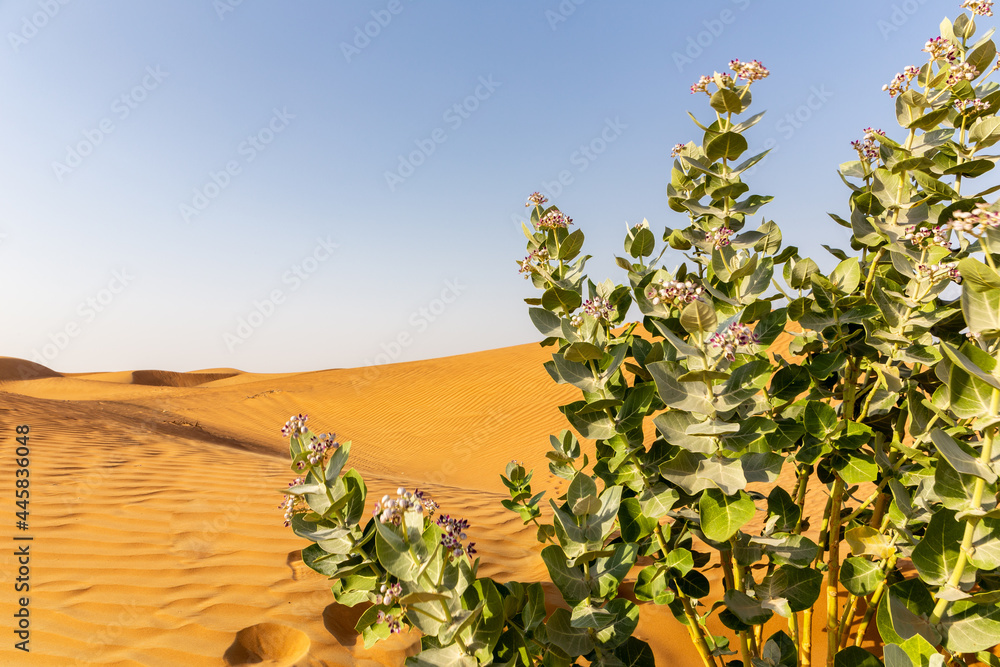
[282,3,1000,665]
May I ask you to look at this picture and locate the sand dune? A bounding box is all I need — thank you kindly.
[0,337,894,665]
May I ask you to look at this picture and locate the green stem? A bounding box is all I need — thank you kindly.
[826,476,846,667]
[677,590,721,667]
[853,550,898,647]
[929,387,1000,625]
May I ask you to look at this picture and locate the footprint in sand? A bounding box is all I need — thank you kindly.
[223,623,310,666]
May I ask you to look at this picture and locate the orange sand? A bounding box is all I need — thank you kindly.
[0,335,849,666]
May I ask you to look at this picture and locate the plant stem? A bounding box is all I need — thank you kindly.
[929,387,1000,625]
[853,551,898,647]
[677,591,721,667]
[801,607,814,667]
[862,248,886,302]
[826,475,846,667]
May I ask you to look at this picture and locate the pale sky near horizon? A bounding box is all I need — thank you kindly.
[0,0,968,373]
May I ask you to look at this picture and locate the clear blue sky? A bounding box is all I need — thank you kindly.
[0,0,964,372]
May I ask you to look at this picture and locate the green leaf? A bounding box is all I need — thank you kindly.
[769,364,811,402]
[612,637,657,667]
[724,589,772,625]
[570,601,614,629]
[648,361,714,414]
[547,608,595,657]
[959,257,1000,292]
[944,159,995,177]
[625,226,655,259]
[971,116,1000,148]
[840,556,884,596]
[831,257,862,293]
[834,647,883,667]
[763,565,822,612]
[680,299,718,334]
[962,286,1000,336]
[595,598,640,649]
[699,489,755,543]
[541,545,590,605]
[564,342,605,363]
[568,472,598,512]
[911,509,969,587]
[706,131,749,162]
[618,497,656,542]
[542,286,582,316]
[696,455,747,496]
[767,486,800,533]
[559,228,586,260]
[638,483,680,517]
[634,564,673,604]
[835,452,878,485]
[930,428,998,483]
[710,88,744,114]
[845,526,894,560]
[405,645,477,667]
[941,601,1000,653]
[804,401,838,439]
[740,452,784,484]
[757,534,818,568]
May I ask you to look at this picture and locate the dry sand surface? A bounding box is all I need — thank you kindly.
[0,334,877,666]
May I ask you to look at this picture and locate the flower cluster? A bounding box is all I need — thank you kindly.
[945,206,1000,234]
[924,36,958,63]
[279,477,304,527]
[708,322,760,361]
[518,247,550,279]
[305,432,338,466]
[525,192,548,208]
[373,488,438,525]
[436,514,476,558]
[903,225,952,249]
[916,262,962,283]
[948,62,980,85]
[671,143,687,158]
[730,59,770,81]
[706,227,735,249]
[956,97,991,114]
[690,75,713,94]
[645,280,705,307]
[852,127,886,161]
[377,582,402,607]
[883,65,920,97]
[376,610,403,634]
[571,297,613,326]
[281,413,309,438]
[536,210,573,230]
[962,0,994,16]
